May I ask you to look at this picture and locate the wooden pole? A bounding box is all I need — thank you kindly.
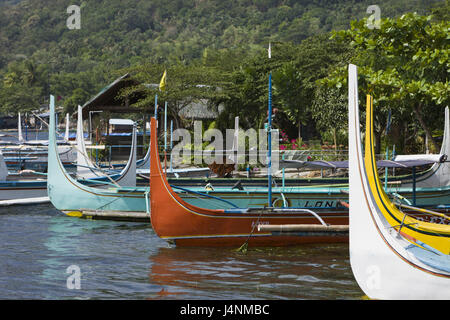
[257,224,349,232]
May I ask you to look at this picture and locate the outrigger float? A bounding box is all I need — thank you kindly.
[348,64,449,299]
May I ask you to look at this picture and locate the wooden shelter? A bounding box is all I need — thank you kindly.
[80,73,144,120]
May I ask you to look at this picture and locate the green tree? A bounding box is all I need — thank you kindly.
[0,59,46,113]
[320,12,449,153]
[273,34,353,140]
[122,62,231,129]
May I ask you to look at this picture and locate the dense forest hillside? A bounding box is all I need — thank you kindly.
[0,0,447,154]
[0,0,439,69]
[0,0,441,109]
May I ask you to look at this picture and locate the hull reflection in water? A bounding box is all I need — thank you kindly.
[148,245,363,299]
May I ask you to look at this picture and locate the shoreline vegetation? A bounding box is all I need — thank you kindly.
[0,0,448,156]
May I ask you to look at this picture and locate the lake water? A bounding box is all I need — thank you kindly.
[0,203,364,300]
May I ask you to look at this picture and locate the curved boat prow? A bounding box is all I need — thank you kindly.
[397,106,450,188]
[149,118,223,239]
[150,116,349,247]
[422,106,450,187]
[18,112,24,143]
[47,95,145,214]
[137,138,150,169]
[76,105,98,179]
[75,104,136,187]
[64,113,70,142]
[0,150,8,181]
[348,64,450,300]
[115,123,137,187]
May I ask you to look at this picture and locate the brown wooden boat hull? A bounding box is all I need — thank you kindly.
[149,118,348,247]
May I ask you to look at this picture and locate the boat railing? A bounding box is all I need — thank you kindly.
[267,207,328,226]
[395,202,450,222]
[76,175,121,188]
[391,192,412,205]
[389,196,450,234]
[229,207,329,226]
[73,163,120,176]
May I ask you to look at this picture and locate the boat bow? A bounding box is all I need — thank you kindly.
[348,64,450,300]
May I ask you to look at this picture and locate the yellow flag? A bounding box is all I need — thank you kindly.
[159,69,167,91]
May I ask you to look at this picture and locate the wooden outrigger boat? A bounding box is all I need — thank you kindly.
[76,104,153,174]
[1,112,76,172]
[348,64,450,299]
[47,95,150,218]
[149,116,349,247]
[0,149,48,201]
[74,105,99,179]
[391,105,450,189]
[0,104,139,204]
[46,97,211,220]
[73,104,137,187]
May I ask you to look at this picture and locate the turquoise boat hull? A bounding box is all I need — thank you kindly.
[178,185,450,210]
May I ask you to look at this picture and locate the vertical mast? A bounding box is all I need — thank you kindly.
[170,120,173,171]
[154,94,158,120]
[164,101,168,151]
[267,42,273,207]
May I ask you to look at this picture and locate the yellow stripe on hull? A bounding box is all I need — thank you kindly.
[364,95,450,254]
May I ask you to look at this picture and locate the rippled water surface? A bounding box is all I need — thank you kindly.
[0,204,364,299]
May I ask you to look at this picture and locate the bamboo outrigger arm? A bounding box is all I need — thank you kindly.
[257,224,348,232]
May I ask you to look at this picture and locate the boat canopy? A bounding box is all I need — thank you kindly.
[280,158,446,170]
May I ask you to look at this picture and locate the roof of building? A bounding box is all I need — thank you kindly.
[79,74,222,120]
[79,73,144,119]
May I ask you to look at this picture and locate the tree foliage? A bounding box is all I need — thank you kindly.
[0,0,446,155]
[319,11,449,153]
